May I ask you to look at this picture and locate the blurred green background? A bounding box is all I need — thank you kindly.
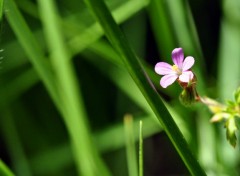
[1,0,240,175]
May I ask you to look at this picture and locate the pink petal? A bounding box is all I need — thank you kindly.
[179,71,194,83]
[160,74,178,88]
[182,56,195,71]
[155,62,174,75]
[172,48,184,68]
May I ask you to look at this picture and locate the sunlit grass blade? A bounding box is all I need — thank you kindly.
[124,114,138,176]
[0,160,15,176]
[37,0,110,175]
[83,0,206,175]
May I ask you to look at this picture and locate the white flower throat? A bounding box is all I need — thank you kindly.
[172,65,182,75]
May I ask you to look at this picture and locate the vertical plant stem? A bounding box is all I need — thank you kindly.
[83,0,206,175]
[124,114,138,176]
[0,0,3,21]
[139,120,143,176]
[37,0,110,175]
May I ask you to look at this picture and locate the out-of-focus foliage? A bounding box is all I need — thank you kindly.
[0,0,240,175]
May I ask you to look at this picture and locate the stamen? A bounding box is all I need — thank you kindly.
[172,65,181,74]
[172,65,178,71]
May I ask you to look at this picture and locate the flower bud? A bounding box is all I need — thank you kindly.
[179,84,198,106]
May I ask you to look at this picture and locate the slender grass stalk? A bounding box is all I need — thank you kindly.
[83,0,206,175]
[0,0,3,21]
[0,160,14,176]
[139,121,143,176]
[124,114,138,176]
[4,0,63,112]
[30,114,161,175]
[37,0,110,175]
[0,108,32,176]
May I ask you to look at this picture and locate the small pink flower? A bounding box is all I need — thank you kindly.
[155,48,195,88]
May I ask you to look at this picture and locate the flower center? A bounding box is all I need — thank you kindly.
[172,65,182,74]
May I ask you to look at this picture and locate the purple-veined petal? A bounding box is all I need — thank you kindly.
[172,48,184,68]
[179,71,194,83]
[160,74,178,88]
[182,56,195,71]
[155,62,174,75]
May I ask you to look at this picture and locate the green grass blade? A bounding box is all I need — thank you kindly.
[0,0,3,21]
[147,0,175,60]
[83,0,206,175]
[16,0,38,18]
[86,40,176,98]
[95,114,161,153]
[4,0,63,111]
[0,68,38,108]
[30,114,162,175]
[37,0,110,175]
[218,21,240,100]
[0,108,32,176]
[0,160,15,176]
[68,0,149,56]
[124,114,138,176]
[139,120,143,176]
